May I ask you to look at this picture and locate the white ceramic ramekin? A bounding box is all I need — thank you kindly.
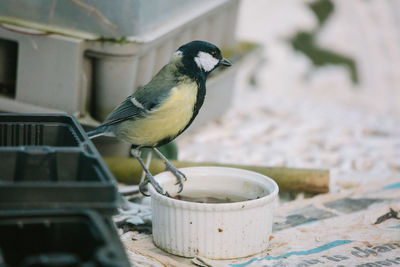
[149,166,279,259]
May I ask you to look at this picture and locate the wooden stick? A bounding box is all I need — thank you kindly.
[104,157,329,194]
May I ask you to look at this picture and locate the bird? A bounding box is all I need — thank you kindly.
[87,40,232,196]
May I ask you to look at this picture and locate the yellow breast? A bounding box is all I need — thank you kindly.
[117,81,198,146]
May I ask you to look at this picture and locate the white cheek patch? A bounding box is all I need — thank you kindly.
[194,51,219,72]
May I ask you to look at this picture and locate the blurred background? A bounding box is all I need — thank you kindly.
[0,0,399,193]
[177,0,400,192]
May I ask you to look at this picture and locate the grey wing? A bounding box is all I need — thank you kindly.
[100,85,172,126]
[101,96,146,126]
[100,62,179,127]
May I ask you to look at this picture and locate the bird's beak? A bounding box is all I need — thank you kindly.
[219,58,232,67]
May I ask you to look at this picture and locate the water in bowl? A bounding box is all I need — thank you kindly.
[171,191,257,203]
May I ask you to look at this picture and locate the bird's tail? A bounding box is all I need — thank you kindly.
[87,126,107,139]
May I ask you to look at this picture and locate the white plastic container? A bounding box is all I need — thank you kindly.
[0,0,239,121]
[0,0,210,38]
[149,167,279,259]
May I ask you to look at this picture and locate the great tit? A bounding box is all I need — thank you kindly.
[87,40,232,195]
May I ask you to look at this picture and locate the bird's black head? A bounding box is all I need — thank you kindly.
[174,40,231,78]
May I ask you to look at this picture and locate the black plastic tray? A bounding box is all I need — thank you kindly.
[0,114,119,215]
[0,210,130,266]
[0,114,83,147]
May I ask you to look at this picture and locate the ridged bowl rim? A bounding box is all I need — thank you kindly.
[149,166,279,211]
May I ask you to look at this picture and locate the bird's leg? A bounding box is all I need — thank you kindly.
[131,148,165,196]
[140,150,152,184]
[152,147,186,193]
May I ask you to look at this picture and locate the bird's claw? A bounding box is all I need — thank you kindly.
[138,179,150,196]
[180,170,187,182]
[139,175,165,196]
[176,181,184,193]
[151,148,186,193]
[165,165,186,193]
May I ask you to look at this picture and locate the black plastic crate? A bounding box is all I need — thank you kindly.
[0,114,119,215]
[0,210,130,266]
[0,114,83,147]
